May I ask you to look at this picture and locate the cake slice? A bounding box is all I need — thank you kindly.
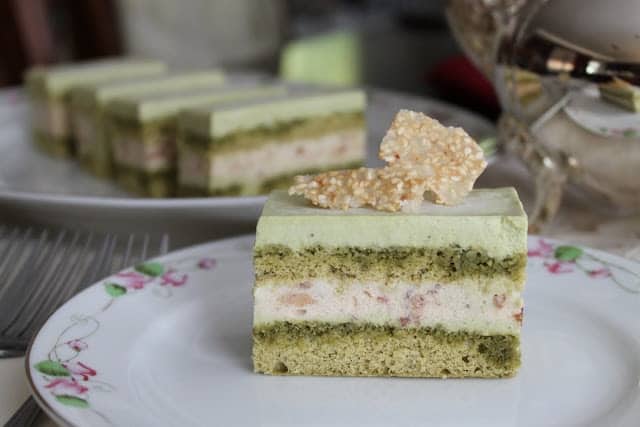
[69,70,225,176]
[24,58,166,157]
[599,78,640,112]
[177,88,366,196]
[104,84,285,197]
[252,189,527,377]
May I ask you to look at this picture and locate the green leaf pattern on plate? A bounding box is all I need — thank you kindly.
[34,360,70,377]
[554,246,584,262]
[104,283,127,297]
[135,262,165,277]
[55,395,89,408]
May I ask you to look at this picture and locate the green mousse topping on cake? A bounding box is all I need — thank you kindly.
[177,88,366,196]
[252,188,527,378]
[69,70,225,176]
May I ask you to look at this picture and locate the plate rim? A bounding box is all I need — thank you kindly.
[25,234,640,426]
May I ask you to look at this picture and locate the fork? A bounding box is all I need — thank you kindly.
[0,226,169,426]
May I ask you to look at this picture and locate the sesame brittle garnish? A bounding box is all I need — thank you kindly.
[289,166,429,212]
[289,109,487,211]
[380,110,486,205]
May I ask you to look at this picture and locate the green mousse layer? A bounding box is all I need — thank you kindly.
[256,189,528,260]
[253,322,520,378]
[254,245,526,288]
[180,111,364,154]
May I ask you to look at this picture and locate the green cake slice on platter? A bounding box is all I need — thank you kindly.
[104,83,285,197]
[24,57,166,157]
[69,70,225,177]
[177,87,366,197]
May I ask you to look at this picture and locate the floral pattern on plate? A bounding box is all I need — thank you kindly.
[32,256,218,421]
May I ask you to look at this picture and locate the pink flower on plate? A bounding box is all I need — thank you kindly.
[528,239,554,258]
[160,269,188,287]
[588,268,612,278]
[544,261,573,274]
[197,258,217,270]
[66,339,88,352]
[63,361,97,381]
[115,271,151,290]
[45,378,88,395]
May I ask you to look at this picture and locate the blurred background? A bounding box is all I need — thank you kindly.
[0,0,499,120]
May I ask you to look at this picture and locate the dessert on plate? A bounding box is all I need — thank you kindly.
[69,70,225,176]
[24,58,166,157]
[599,78,640,112]
[104,84,284,197]
[177,88,366,196]
[252,110,527,378]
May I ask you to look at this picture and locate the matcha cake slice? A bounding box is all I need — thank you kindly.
[69,70,225,177]
[253,189,527,377]
[105,84,285,197]
[24,58,166,157]
[177,88,366,196]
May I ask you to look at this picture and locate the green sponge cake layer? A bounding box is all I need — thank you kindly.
[254,244,526,286]
[253,322,520,378]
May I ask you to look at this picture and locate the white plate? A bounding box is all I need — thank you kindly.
[27,235,640,427]
[0,89,495,242]
[564,86,640,140]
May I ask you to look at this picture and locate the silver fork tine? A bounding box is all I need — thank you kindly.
[139,234,150,265]
[0,228,32,292]
[0,229,63,330]
[0,230,49,299]
[1,231,77,335]
[121,234,135,270]
[84,233,113,285]
[98,234,118,278]
[18,232,95,339]
[0,230,47,302]
[159,233,170,257]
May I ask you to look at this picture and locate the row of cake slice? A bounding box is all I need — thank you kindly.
[25,57,367,197]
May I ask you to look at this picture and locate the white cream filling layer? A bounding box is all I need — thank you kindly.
[254,280,523,335]
[178,128,365,189]
[112,133,175,172]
